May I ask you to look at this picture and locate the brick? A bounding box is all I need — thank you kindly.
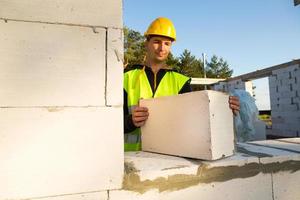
[0,107,123,199]
[0,0,122,28]
[0,20,106,106]
[140,90,234,160]
[106,28,123,106]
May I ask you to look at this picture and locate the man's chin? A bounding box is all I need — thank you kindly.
[154,57,167,63]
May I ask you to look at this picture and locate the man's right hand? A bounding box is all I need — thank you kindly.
[131,106,149,127]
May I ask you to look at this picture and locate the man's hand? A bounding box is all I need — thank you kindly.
[229,96,240,116]
[131,106,149,127]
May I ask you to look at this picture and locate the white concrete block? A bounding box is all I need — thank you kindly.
[268,75,277,84]
[282,104,298,112]
[278,86,291,93]
[0,107,123,199]
[0,20,106,107]
[280,91,294,98]
[0,0,123,28]
[272,117,285,124]
[278,100,291,106]
[276,72,289,80]
[140,90,234,160]
[254,140,300,200]
[273,170,300,200]
[106,28,124,106]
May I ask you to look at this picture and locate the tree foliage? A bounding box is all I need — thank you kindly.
[206,55,233,78]
[177,49,203,78]
[124,27,233,78]
[124,27,145,66]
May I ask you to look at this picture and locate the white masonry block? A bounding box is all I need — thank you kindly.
[0,0,123,28]
[106,28,124,106]
[0,20,106,107]
[140,90,234,160]
[0,107,123,199]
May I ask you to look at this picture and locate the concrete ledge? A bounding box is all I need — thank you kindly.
[118,139,300,200]
[2,139,299,200]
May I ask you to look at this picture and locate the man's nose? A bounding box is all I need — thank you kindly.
[159,43,165,51]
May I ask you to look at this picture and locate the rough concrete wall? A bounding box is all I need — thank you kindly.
[213,80,254,97]
[0,0,124,199]
[269,64,300,137]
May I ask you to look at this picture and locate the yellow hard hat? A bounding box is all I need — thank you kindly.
[144,17,176,41]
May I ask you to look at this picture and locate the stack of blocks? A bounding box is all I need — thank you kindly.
[0,0,124,199]
[269,63,300,137]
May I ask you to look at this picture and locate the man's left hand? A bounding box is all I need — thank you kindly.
[229,96,240,116]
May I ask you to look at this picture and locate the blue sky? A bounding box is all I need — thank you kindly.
[123,0,300,110]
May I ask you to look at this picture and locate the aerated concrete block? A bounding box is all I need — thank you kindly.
[0,0,123,28]
[0,20,106,107]
[140,90,234,160]
[106,28,124,106]
[0,107,123,199]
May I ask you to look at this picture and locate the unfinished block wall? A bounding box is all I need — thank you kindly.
[269,64,300,137]
[213,80,254,97]
[0,0,124,199]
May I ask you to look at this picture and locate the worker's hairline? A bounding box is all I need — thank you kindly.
[146,35,175,42]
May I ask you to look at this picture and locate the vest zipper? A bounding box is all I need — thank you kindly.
[153,72,157,92]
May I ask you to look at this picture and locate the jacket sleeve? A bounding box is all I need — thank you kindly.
[179,78,192,94]
[124,89,138,133]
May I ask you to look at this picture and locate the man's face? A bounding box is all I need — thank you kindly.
[145,36,172,63]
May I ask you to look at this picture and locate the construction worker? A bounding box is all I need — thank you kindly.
[123,17,240,151]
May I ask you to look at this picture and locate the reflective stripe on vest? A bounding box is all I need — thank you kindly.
[124,67,190,151]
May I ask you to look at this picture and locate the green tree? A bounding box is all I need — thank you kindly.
[206,55,233,78]
[124,27,145,66]
[166,52,180,71]
[177,49,203,78]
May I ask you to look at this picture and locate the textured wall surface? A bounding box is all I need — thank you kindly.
[0,0,124,199]
[269,64,300,137]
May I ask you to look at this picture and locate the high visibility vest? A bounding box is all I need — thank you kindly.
[123,67,190,151]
